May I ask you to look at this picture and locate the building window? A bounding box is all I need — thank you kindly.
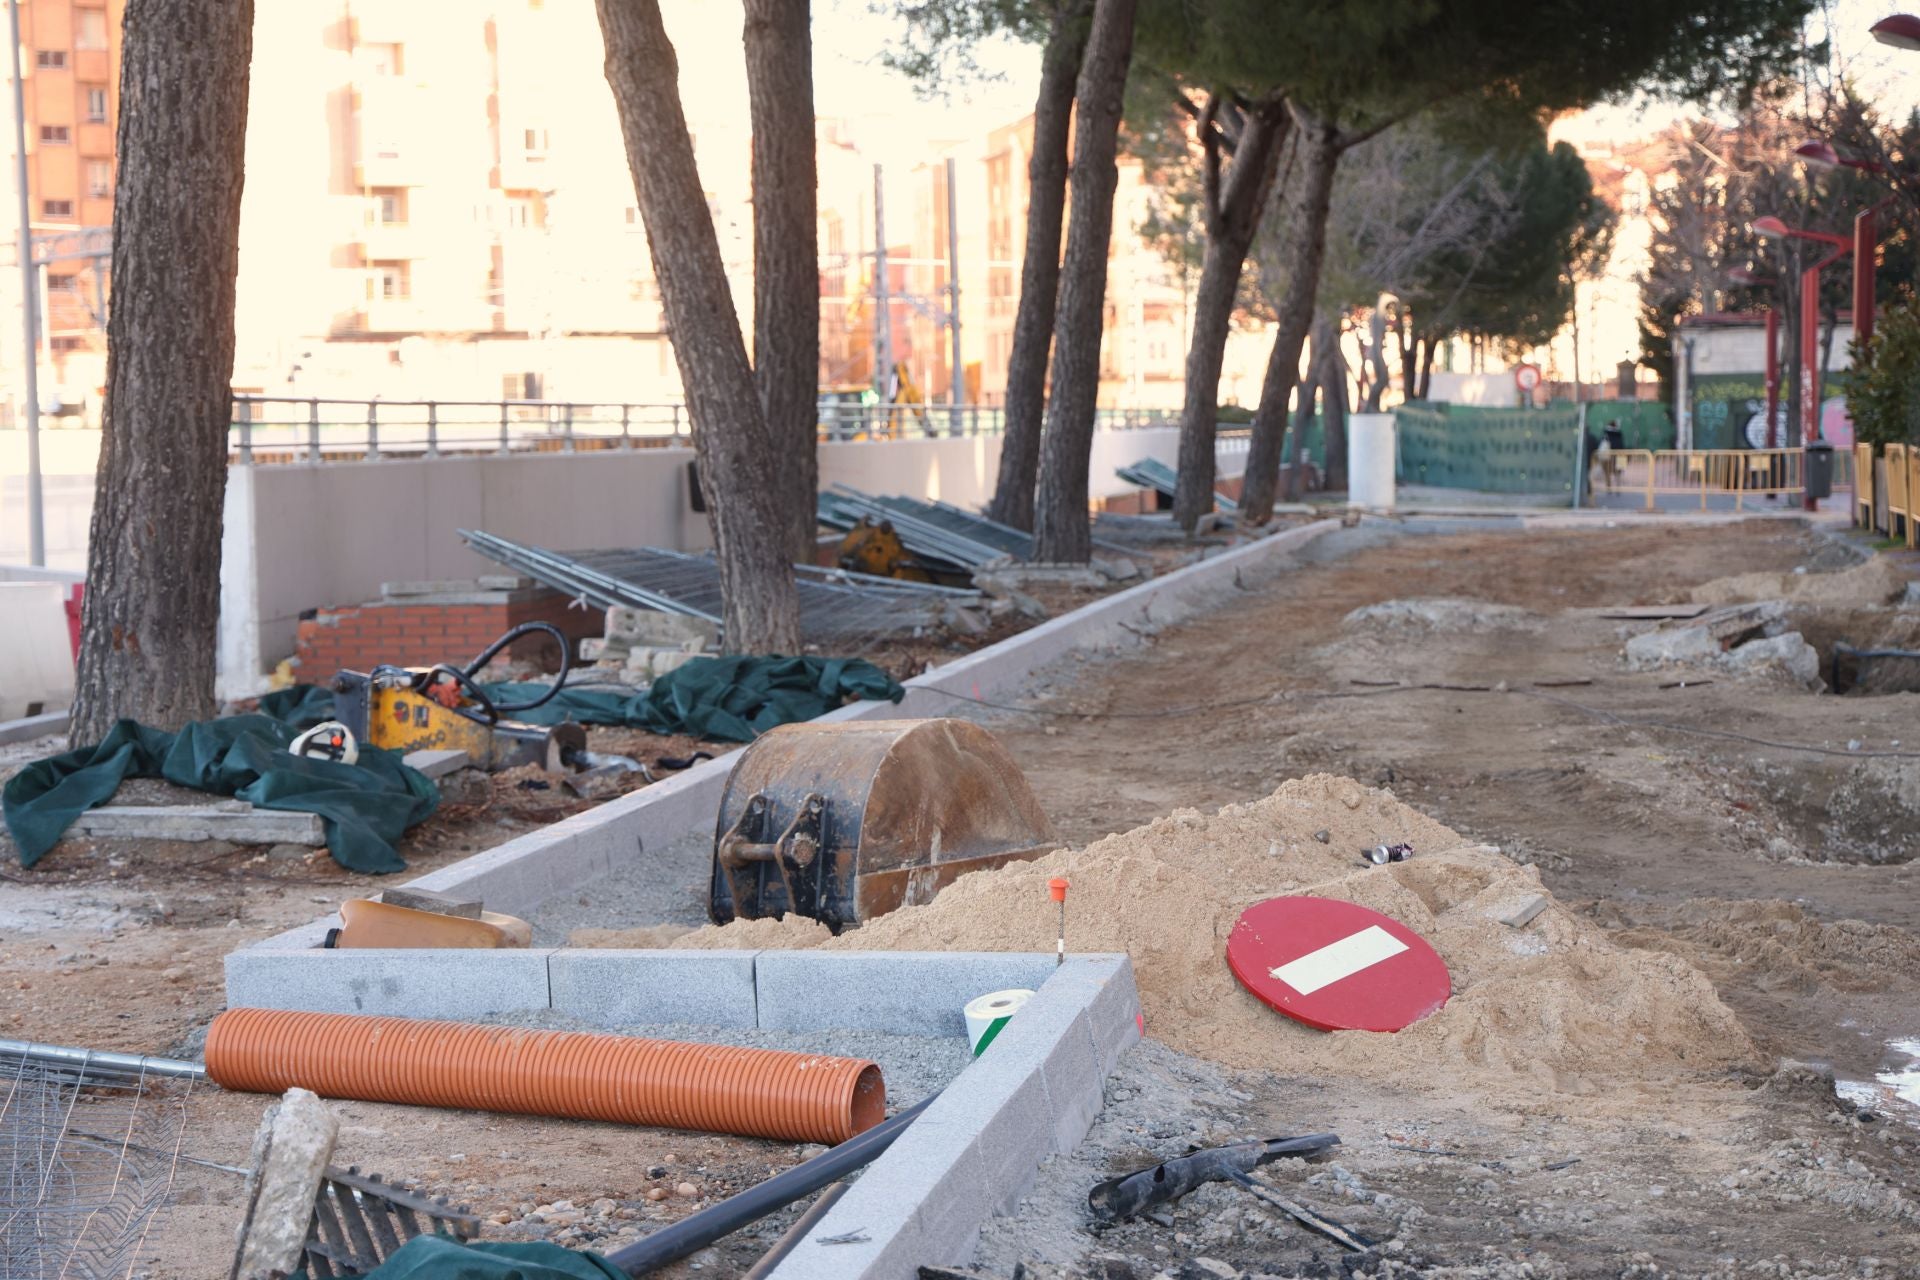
[83,87,107,122]
[503,372,543,401]
[35,50,66,70]
[372,188,406,224]
[624,206,638,225]
[38,125,69,145]
[364,42,403,75]
[76,9,108,50]
[50,335,85,353]
[86,160,110,198]
[506,198,534,229]
[47,272,76,292]
[522,127,549,158]
[366,262,410,301]
[42,199,73,220]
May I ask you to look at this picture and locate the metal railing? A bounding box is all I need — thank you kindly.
[227,396,1186,464]
[1596,448,1857,510]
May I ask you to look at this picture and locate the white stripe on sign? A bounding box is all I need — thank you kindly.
[1270,925,1409,995]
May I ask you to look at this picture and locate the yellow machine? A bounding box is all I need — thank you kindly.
[329,622,585,772]
[834,516,934,582]
[886,361,931,435]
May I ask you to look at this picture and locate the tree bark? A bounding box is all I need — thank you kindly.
[986,0,1090,531]
[1418,335,1437,399]
[1317,313,1349,491]
[1363,301,1390,413]
[744,0,819,563]
[1171,95,1289,531]
[1031,0,1135,563]
[71,0,254,745]
[1240,112,1341,523]
[599,0,800,653]
[1286,326,1320,499]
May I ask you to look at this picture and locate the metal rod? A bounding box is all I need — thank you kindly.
[8,0,42,565]
[1,1037,209,1080]
[872,163,891,407]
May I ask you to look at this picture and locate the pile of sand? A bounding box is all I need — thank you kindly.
[1690,556,1909,608]
[665,775,1757,1097]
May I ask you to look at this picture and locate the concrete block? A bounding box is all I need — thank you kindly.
[1072,954,1145,1078]
[379,886,482,918]
[224,948,556,1019]
[231,1088,339,1280]
[549,949,758,1029]
[605,606,717,648]
[754,951,1057,1036]
[402,749,471,780]
[71,804,326,845]
[0,708,67,745]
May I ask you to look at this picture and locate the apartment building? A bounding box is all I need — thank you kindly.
[231,0,735,407]
[3,0,120,416]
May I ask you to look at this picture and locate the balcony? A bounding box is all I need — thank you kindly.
[353,82,430,187]
[357,222,417,261]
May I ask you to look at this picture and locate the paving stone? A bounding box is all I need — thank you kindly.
[550,949,758,1029]
[754,951,1057,1036]
[224,949,556,1019]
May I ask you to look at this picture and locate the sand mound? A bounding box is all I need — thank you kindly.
[1690,557,1907,608]
[672,775,1757,1096]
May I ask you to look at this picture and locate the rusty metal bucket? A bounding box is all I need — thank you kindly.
[709,718,1057,933]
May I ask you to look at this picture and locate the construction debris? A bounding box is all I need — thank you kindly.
[818,485,1136,572]
[462,529,979,650]
[1088,1135,1340,1221]
[401,749,472,780]
[1114,456,1239,513]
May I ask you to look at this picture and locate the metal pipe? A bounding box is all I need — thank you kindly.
[1,1037,208,1081]
[608,1093,937,1276]
[873,163,891,406]
[945,156,962,438]
[8,0,42,565]
[740,1183,848,1280]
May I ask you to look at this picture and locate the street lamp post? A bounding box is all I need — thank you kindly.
[1752,216,1852,509]
[7,0,42,566]
[1729,266,1781,449]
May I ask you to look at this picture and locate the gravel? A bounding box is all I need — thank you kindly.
[525,828,715,945]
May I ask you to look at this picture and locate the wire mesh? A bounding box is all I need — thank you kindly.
[0,1050,194,1280]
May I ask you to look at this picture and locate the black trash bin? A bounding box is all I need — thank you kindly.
[1804,440,1835,501]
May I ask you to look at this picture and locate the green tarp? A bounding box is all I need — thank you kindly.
[301,1236,623,1280]
[3,714,437,874]
[261,655,905,744]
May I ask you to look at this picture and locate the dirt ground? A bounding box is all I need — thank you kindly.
[8,515,1920,1278]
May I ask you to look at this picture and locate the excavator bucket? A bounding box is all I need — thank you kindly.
[710,718,1057,933]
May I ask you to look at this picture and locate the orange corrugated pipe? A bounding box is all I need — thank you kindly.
[204,1008,886,1144]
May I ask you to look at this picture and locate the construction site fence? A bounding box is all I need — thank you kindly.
[1856,440,1920,548]
[1395,404,1582,493]
[224,396,1194,465]
[1592,448,1859,510]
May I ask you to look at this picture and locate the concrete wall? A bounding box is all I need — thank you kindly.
[217,425,1226,694]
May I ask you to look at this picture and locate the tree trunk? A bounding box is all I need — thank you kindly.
[1171,96,1289,531]
[1318,314,1350,491]
[1240,113,1340,523]
[1363,301,1389,413]
[70,0,254,745]
[1418,335,1436,399]
[744,0,819,563]
[1397,311,1417,400]
[599,0,800,653]
[986,0,1089,531]
[1285,328,1320,500]
[1031,0,1135,563]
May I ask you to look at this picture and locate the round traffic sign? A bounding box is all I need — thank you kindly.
[1226,896,1450,1033]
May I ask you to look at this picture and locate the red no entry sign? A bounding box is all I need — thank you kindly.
[1226,896,1450,1033]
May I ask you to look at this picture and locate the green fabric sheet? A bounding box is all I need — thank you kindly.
[300,1235,624,1280]
[262,655,905,744]
[3,714,437,874]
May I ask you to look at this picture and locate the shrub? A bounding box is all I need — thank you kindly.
[1845,289,1920,447]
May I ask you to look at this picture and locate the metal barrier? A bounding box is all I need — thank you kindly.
[228,396,1184,464]
[1602,448,1861,510]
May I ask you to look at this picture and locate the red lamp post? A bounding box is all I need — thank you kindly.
[1870,13,1920,49]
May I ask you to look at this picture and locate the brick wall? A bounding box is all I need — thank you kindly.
[292,588,602,680]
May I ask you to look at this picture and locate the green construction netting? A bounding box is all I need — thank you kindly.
[3,714,437,874]
[260,654,905,744]
[298,1236,623,1280]
[1396,404,1582,493]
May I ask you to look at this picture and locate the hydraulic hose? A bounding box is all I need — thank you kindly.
[607,1092,939,1276]
[459,621,572,715]
[203,1009,885,1145]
